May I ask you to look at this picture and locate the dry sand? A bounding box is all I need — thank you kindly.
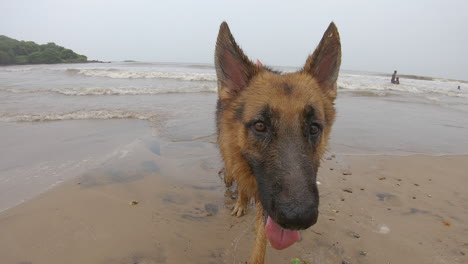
[0,135,467,264]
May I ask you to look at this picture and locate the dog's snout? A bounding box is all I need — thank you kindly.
[276,202,318,230]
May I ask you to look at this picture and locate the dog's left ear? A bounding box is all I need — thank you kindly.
[303,22,341,100]
[215,22,258,101]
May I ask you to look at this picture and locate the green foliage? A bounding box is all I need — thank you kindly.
[0,35,88,65]
[0,50,14,64]
[28,49,61,64]
[15,55,29,64]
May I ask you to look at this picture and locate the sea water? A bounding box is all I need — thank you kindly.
[0,61,467,211]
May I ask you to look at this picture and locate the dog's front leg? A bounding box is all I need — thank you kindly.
[231,188,249,217]
[249,201,266,264]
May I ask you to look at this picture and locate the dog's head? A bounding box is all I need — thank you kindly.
[215,22,341,247]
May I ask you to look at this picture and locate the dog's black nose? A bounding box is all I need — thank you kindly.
[275,203,318,230]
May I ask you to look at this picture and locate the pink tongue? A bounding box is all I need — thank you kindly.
[265,216,300,250]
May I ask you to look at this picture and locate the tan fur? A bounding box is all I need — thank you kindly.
[215,21,341,263]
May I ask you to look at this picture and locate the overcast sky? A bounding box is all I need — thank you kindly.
[1,0,467,80]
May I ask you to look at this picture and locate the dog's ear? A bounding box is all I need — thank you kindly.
[215,22,258,101]
[303,22,341,100]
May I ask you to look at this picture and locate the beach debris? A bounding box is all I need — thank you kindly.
[396,183,401,186]
[311,230,323,235]
[331,154,336,158]
[342,170,352,176]
[443,221,451,227]
[349,231,360,239]
[343,188,353,193]
[206,213,213,216]
[325,156,333,160]
[342,260,351,264]
[397,178,402,181]
[412,196,416,199]
[414,183,420,186]
[130,200,139,205]
[427,194,432,198]
[330,167,334,170]
[341,198,345,201]
[291,258,301,264]
[360,188,365,191]
[316,181,322,185]
[332,209,339,213]
[460,251,466,256]
[379,176,386,180]
[378,224,390,234]
[359,251,367,256]
[291,258,309,264]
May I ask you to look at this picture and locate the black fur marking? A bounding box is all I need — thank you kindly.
[303,105,323,143]
[282,83,293,96]
[263,66,282,75]
[234,103,245,121]
[215,99,224,133]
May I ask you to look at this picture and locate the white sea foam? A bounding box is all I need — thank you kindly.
[0,110,160,122]
[71,68,217,81]
[1,85,217,95]
[2,64,467,99]
[337,73,468,98]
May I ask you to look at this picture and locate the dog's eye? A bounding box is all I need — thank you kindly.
[254,121,266,132]
[310,124,320,136]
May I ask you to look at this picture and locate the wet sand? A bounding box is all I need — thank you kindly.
[0,132,467,264]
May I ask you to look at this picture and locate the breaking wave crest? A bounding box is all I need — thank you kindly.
[1,85,217,95]
[0,110,161,122]
[67,68,217,81]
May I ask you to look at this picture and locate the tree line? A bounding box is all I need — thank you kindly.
[0,35,88,65]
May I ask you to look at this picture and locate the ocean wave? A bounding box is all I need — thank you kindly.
[0,110,160,122]
[0,67,37,72]
[70,68,217,81]
[1,85,217,95]
[337,80,468,98]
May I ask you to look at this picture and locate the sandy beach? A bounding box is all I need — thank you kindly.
[1,63,468,264]
[1,121,467,264]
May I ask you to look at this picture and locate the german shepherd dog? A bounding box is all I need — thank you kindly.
[215,22,341,263]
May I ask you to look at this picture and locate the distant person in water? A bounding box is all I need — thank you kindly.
[395,77,400,84]
[391,70,397,84]
[458,86,461,90]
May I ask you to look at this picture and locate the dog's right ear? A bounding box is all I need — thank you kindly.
[215,22,258,101]
[303,22,341,100]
